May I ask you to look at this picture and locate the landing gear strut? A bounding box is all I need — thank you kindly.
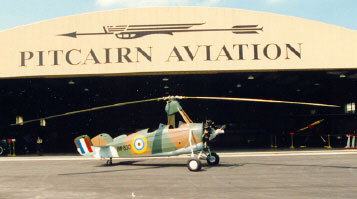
[186,141,220,171]
[185,125,221,171]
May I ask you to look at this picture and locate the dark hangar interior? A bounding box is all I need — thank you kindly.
[0,70,356,153]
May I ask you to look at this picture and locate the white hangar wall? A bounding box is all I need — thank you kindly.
[0,7,356,78]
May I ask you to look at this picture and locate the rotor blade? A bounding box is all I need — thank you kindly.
[183,96,340,108]
[11,98,162,126]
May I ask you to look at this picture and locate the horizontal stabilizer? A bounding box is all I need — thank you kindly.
[91,133,113,146]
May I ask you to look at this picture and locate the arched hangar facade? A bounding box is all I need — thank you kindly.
[0,7,356,152]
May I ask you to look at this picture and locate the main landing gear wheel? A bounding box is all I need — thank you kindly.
[206,152,220,166]
[187,158,202,171]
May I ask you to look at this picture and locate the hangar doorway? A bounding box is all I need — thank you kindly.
[1,70,356,153]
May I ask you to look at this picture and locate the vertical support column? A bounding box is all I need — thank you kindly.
[7,139,12,156]
[270,135,278,148]
[274,136,278,148]
[289,132,295,149]
[324,134,332,149]
[12,139,16,156]
[352,136,356,149]
[345,134,351,149]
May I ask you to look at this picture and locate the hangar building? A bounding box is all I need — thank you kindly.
[0,7,356,153]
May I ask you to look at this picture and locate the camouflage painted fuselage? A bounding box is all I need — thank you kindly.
[89,123,203,158]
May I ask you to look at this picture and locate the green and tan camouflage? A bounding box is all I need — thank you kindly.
[79,123,204,158]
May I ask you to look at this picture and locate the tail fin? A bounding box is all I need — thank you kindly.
[74,135,95,156]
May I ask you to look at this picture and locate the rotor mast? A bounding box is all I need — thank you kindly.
[178,109,193,124]
[164,98,193,127]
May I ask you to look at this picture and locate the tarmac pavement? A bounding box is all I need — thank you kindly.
[1,149,357,199]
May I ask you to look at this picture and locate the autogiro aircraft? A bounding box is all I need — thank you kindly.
[13,95,339,171]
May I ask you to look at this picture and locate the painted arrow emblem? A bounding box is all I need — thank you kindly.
[58,23,263,39]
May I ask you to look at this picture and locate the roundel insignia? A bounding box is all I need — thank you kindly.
[131,135,147,154]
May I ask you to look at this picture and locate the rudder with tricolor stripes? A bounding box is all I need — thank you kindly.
[74,135,95,156]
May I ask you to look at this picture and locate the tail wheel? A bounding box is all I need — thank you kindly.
[0,146,3,156]
[206,152,220,166]
[106,158,113,166]
[187,158,202,171]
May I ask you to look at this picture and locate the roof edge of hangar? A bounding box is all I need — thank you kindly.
[1,7,356,33]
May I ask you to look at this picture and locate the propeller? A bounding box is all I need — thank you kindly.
[11,95,340,126]
[202,120,226,146]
